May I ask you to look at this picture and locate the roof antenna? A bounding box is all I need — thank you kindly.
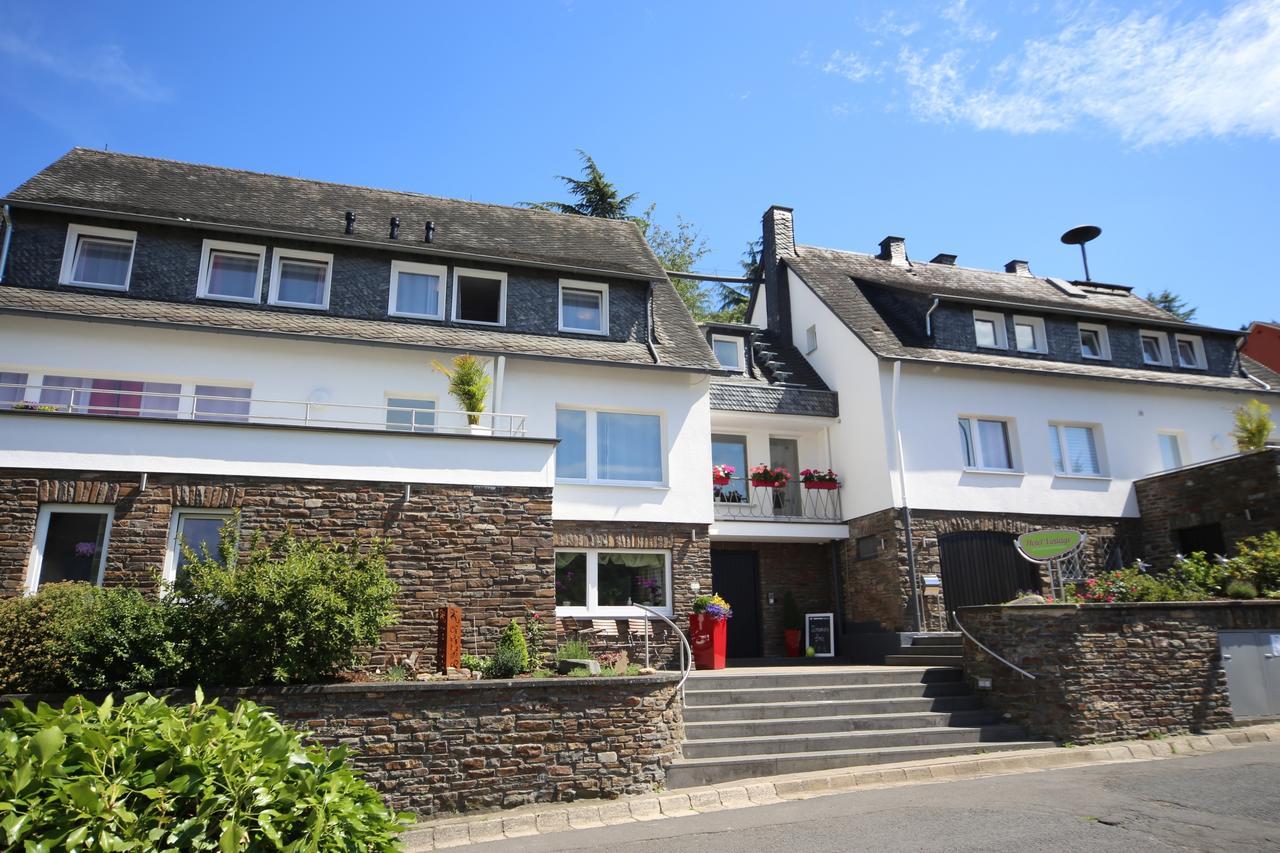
[1060,225,1101,282]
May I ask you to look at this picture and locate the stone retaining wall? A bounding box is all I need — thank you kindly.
[959,601,1280,744]
[4,674,684,819]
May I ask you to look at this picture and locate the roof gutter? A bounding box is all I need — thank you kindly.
[924,297,940,337]
[890,360,922,633]
[0,205,12,283]
[1,199,661,283]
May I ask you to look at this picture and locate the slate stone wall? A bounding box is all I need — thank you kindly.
[2,676,684,818]
[0,468,554,662]
[959,602,1280,744]
[1134,448,1280,569]
[4,209,648,343]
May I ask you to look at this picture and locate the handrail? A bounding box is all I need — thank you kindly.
[952,611,1037,680]
[630,601,693,698]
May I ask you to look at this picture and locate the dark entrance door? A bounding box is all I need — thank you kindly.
[938,532,1042,619]
[1177,523,1226,558]
[711,550,761,658]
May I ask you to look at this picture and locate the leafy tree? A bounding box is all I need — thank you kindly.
[1232,399,1275,452]
[639,204,710,319]
[1145,288,1197,322]
[522,150,638,219]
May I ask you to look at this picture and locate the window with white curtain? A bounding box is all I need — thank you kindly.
[389,261,446,319]
[554,549,671,616]
[0,371,28,409]
[59,224,136,290]
[559,280,608,334]
[555,407,663,484]
[1049,423,1104,476]
[958,416,1016,471]
[198,239,265,302]
[269,249,332,309]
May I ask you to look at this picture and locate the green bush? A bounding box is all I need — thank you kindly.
[1072,565,1207,603]
[0,584,94,694]
[1168,552,1233,597]
[1233,532,1280,595]
[481,620,529,679]
[0,691,410,851]
[174,529,399,685]
[459,653,487,672]
[1226,579,1259,600]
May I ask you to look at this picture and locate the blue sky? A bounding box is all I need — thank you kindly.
[2,0,1277,328]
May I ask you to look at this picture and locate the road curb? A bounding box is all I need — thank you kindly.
[401,722,1280,850]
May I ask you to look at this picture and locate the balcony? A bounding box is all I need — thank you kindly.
[712,478,842,522]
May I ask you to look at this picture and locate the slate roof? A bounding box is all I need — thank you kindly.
[0,287,711,371]
[786,245,1277,395]
[6,149,665,279]
[706,326,839,417]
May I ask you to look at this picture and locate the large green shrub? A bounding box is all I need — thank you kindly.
[1168,552,1234,597]
[481,620,529,679]
[0,691,410,851]
[1233,532,1280,594]
[174,529,399,685]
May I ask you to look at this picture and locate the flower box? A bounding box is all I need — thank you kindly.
[713,475,731,486]
[750,477,780,488]
[803,480,838,490]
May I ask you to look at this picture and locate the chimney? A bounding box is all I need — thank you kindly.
[761,206,796,336]
[930,253,957,266]
[877,236,908,266]
[1004,259,1032,276]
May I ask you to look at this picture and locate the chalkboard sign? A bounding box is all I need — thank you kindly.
[805,612,835,658]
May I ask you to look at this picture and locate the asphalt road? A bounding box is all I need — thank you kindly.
[470,744,1280,853]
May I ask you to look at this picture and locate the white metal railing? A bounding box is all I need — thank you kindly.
[0,382,528,437]
[952,610,1037,680]
[630,600,693,697]
[712,478,842,522]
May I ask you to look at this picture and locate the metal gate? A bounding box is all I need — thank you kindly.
[938,531,1043,618]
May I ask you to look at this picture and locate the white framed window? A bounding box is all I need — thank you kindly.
[197,239,265,303]
[1012,315,1047,354]
[389,260,446,320]
[268,248,332,309]
[0,371,27,409]
[59,224,137,291]
[27,504,113,593]
[386,396,437,432]
[1158,431,1186,471]
[164,509,233,587]
[555,406,664,485]
[958,416,1017,471]
[452,267,507,326]
[711,334,744,371]
[1049,422,1106,477]
[554,549,672,617]
[559,279,609,335]
[194,385,251,422]
[1077,322,1111,360]
[1174,334,1206,369]
[1140,330,1172,366]
[805,324,818,354]
[38,375,181,418]
[972,310,1008,349]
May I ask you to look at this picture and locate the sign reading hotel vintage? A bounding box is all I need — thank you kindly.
[1016,529,1084,561]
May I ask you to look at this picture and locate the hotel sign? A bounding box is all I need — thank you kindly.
[1016,529,1084,561]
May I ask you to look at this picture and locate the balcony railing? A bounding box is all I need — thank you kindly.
[0,383,528,437]
[712,478,843,522]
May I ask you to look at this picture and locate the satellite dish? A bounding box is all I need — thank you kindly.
[1059,225,1102,281]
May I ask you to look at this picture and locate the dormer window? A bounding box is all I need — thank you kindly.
[452,268,507,326]
[1140,330,1171,366]
[1077,323,1111,360]
[60,224,136,291]
[198,239,265,303]
[972,310,1007,349]
[1012,315,1047,353]
[711,335,744,371]
[389,260,446,319]
[1175,334,1206,369]
[269,249,332,310]
[559,280,608,335]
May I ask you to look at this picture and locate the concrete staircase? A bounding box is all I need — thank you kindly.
[666,666,1052,788]
[885,633,964,667]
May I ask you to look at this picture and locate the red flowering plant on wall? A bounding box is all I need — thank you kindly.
[799,468,839,489]
[748,464,791,488]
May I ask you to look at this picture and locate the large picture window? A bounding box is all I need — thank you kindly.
[555,407,664,484]
[554,549,671,616]
[27,505,113,593]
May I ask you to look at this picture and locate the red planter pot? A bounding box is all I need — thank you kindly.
[803,481,838,490]
[750,479,782,489]
[712,476,731,486]
[783,628,803,657]
[689,613,727,670]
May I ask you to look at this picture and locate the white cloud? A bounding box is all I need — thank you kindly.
[823,49,872,82]
[0,29,169,102]
[895,0,1280,144]
[940,0,997,42]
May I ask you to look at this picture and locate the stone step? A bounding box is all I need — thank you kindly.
[683,694,985,722]
[911,633,962,647]
[684,681,972,707]
[895,644,963,656]
[884,654,963,667]
[686,667,960,692]
[666,738,1056,788]
[682,724,1030,759]
[684,709,1001,739]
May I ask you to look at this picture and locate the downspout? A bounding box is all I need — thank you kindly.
[924,297,940,337]
[492,355,506,412]
[0,205,12,283]
[890,360,922,632]
[646,281,661,364]
[824,423,848,654]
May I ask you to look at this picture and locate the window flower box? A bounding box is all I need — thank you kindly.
[749,464,791,489]
[712,464,735,487]
[800,468,839,489]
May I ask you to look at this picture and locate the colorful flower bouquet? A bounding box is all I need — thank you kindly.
[692,593,733,621]
[800,468,840,489]
[749,463,791,488]
[712,464,735,486]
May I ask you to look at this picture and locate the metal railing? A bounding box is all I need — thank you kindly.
[952,610,1037,680]
[630,600,693,698]
[0,382,528,437]
[712,479,842,522]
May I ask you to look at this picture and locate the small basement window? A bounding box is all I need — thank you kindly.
[269,249,332,309]
[60,224,137,290]
[452,268,507,325]
[28,505,113,593]
[198,239,265,302]
[559,280,608,334]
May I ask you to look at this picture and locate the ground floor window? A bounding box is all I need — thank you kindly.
[28,504,113,593]
[165,510,233,586]
[554,549,671,616]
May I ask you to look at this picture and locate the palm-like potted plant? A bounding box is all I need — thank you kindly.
[432,354,492,432]
[800,468,840,490]
[749,463,791,489]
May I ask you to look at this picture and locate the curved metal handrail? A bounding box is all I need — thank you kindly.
[952,611,1036,680]
[630,601,693,697]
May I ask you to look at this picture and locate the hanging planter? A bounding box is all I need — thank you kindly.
[749,463,791,489]
[800,469,840,490]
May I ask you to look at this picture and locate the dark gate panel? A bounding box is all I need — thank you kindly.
[711,550,762,658]
[938,532,1042,617]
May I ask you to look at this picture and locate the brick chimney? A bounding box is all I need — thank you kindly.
[1004,259,1032,276]
[761,206,796,336]
[877,236,908,266]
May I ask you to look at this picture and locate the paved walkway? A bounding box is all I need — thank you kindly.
[401,723,1280,850]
